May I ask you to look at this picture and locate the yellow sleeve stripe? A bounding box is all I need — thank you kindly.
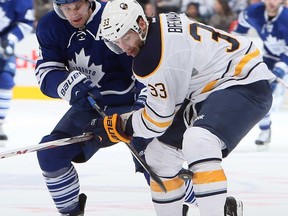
[142,108,173,128]
[151,177,184,193]
[193,169,227,184]
[234,48,260,76]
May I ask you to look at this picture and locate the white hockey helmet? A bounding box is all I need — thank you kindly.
[100,0,148,44]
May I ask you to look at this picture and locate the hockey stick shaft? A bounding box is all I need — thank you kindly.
[276,77,288,89]
[87,96,167,193]
[0,133,94,159]
[0,47,36,64]
[16,54,37,64]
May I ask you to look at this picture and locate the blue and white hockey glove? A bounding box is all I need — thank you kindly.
[57,70,102,110]
[271,62,288,91]
[0,37,15,59]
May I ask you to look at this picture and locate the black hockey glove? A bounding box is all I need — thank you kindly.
[57,70,102,110]
[82,114,131,147]
[0,37,15,60]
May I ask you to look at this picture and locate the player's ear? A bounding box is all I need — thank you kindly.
[138,17,147,32]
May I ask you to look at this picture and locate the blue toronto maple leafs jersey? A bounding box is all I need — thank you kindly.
[0,0,34,42]
[35,1,137,107]
[234,2,288,71]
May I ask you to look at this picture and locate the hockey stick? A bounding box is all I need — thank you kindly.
[0,46,36,64]
[0,133,94,159]
[87,95,167,193]
[276,77,288,89]
[16,54,37,64]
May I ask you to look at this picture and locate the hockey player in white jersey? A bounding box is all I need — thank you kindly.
[233,0,288,145]
[85,0,275,215]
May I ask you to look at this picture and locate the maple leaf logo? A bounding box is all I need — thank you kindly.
[264,35,286,56]
[68,48,105,88]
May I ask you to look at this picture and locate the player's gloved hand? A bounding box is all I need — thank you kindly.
[57,70,102,110]
[0,37,15,59]
[82,114,131,147]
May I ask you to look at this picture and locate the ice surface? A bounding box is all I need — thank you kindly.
[0,99,288,216]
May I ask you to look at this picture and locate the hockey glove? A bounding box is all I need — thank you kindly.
[83,114,131,147]
[57,70,102,110]
[0,37,15,59]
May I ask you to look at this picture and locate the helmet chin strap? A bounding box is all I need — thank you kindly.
[139,22,149,44]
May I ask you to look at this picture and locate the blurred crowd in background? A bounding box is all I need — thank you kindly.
[33,0,288,33]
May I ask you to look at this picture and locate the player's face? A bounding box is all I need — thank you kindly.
[60,0,92,28]
[264,0,283,16]
[113,30,143,57]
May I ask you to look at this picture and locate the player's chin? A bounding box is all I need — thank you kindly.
[130,50,140,57]
[70,20,85,28]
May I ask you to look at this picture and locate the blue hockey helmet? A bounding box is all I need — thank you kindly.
[54,0,81,5]
[53,0,92,20]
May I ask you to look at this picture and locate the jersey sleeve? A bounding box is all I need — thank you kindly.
[131,40,193,138]
[131,67,190,138]
[233,3,264,35]
[2,0,34,43]
[35,13,69,98]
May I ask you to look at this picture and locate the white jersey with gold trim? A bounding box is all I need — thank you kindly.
[131,13,275,139]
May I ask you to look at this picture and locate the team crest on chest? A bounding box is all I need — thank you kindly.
[264,35,286,56]
[68,48,105,87]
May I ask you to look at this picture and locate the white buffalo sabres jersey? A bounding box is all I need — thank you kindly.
[131,13,275,139]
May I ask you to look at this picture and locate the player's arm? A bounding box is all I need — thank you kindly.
[83,68,188,144]
[10,0,34,41]
[35,16,102,110]
[231,7,252,35]
[272,44,288,79]
[0,0,34,58]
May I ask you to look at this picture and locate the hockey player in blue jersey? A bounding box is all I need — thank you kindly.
[233,0,288,145]
[35,0,145,215]
[35,0,197,215]
[0,0,34,146]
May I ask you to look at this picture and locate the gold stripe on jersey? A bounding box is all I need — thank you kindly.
[193,169,227,184]
[234,48,260,76]
[150,176,184,193]
[201,48,261,93]
[201,80,218,93]
[142,108,173,128]
[133,15,164,78]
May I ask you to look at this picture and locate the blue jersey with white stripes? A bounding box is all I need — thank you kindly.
[35,1,137,107]
[0,0,34,42]
[234,3,288,71]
